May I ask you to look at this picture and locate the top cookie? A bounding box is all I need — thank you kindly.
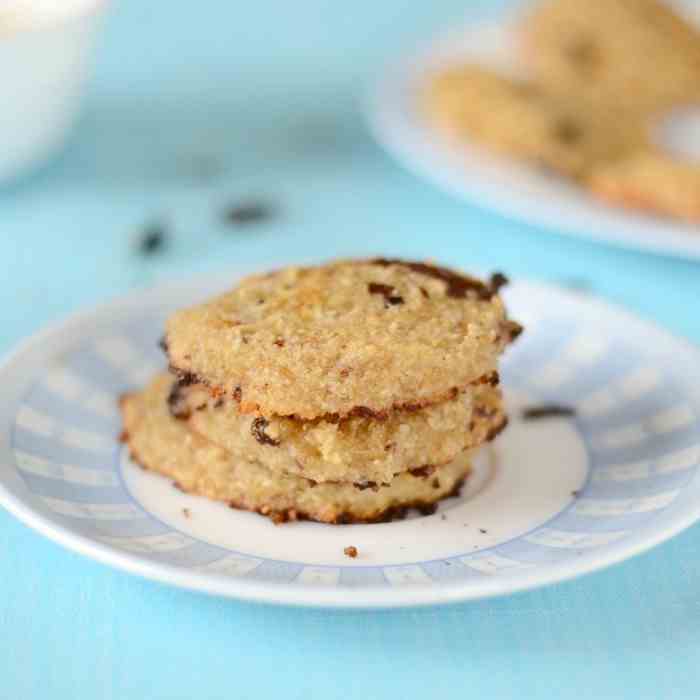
[165,259,518,419]
[519,0,700,114]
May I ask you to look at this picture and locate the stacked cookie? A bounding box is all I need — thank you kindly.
[120,259,521,524]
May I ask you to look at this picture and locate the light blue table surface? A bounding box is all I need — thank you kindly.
[2,1,700,698]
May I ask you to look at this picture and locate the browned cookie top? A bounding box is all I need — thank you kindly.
[165,258,519,419]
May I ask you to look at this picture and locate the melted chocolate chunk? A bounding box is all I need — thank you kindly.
[354,480,380,492]
[408,465,437,479]
[370,259,508,301]
[502,320,524,342]
[480,371,500,387]
[489,272,509,294]
[169,367,198,387]
[251,417,280,446]
[522,405,576,420]
[368,281,404,307]
[485,416,509,442]
[167,383,187,419]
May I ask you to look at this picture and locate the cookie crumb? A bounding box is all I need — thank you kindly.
[479,528,487,534]
[571,490,581,497]
[344,546,358,558]
[522,404,576,420]
[182,508,191,519]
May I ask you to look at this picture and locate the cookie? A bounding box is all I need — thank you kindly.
[589,149,700,221]
[519,0,700,113]
[165,259,518,420]
[170,372,503,485]
[120,374,472,524]
[424,64,646,179]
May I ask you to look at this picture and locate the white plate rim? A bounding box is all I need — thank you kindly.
[1,272,700,608]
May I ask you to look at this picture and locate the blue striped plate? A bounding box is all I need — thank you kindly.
[1,270,699,608]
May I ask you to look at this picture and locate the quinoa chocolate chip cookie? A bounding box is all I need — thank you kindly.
[169,373,503,485]
[424,64,646,179]
[120,374,473,524]
[165,259,517,420]
[519,0,700,113]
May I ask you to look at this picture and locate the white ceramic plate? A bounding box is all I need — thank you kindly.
[1,268,700,608]
[368,8,700,260]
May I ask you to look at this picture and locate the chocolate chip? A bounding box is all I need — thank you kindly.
[223,201,274,226]
[417,503,438,516]
[232,386,242,402]
[408,465,437,479]
[501,320,524,342]
[251,416,280,446]
[565,37,599,72]
[553,118,582,145]
[489,272,509,294]
[522,405,576,420]
[371,259,507,301]
[273,338,285,347]
[368,282,404,307]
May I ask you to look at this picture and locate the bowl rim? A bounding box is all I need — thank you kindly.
[0,0,109,42]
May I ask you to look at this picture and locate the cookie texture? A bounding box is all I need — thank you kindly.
[519,0,700,113]
[165,259,516,419]
[169,372,503,485]
[589,150,700,222]
[424,64,646,179]
[120,374,472,524]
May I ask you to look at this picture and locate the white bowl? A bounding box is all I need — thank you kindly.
[0,0,108,182]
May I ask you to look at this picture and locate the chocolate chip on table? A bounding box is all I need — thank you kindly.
[344,546,358,558]
[223,201,275,226]
[522,405,576,420]
[137,222,167,255]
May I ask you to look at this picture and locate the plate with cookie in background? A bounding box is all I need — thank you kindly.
[369,0,700,260]
[1,258,700,608]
